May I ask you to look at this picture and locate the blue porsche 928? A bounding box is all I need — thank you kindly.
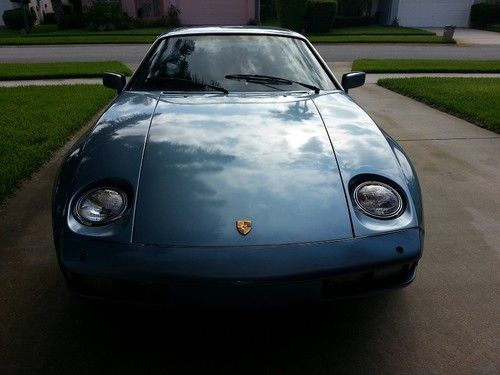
[52,27,424,304]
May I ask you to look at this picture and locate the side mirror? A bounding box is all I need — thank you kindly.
[103,72,126,93]
[342,72,366,93]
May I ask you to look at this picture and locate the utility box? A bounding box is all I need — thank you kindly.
[443,25,456,42]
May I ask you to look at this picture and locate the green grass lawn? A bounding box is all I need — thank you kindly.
[352,59,500,73]
[0,34,158,45]
[0,25,164,45]
[325,26,434,35]
[308,34,447,43]
[0,24,165,36]
[0,85,115,203]
[378,78,500,133]
[483,24,500,33]
[0,24,449,45]
[259,23,446,43]
[0,61,131,80]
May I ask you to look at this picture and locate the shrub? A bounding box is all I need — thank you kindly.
[83,0,133,30]
[332,15,375,27]
[275,0,307,31]
[305,0,338,33]
[2,8,36,30]
[166,4,181,27]
[58,12,85,29]
[43,12,57,24]
[470,3,500,28]
[337,0,372,17]
[260,0,277,23]
[69,0,83,14]
[56,4,85,29]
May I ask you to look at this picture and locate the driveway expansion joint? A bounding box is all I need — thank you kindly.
[396,136,500,142]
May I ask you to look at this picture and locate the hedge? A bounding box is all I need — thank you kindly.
[332,15,375,28]
[470,3,500,28]
[261,0,277,22]
[2,8,36,30]
[305,0,338,33]
[43,12,57,24]
[276,0,307,31]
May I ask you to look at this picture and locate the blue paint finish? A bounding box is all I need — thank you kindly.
[133,92,352,246]
[61,228,421,284]
[53,27,424,302]
[312,92,422,237]
[384,134,424,227]
[60,92,160,242]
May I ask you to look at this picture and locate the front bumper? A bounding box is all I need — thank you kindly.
[58,228,423,304]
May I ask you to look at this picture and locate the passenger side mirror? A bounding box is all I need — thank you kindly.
[103,72,126,93]
[342,72,366,93]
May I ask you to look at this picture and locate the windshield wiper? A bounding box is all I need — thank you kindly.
[146,76,228,94]
[225,74,320,94]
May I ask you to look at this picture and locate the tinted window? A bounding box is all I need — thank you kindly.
[130,34,336,92]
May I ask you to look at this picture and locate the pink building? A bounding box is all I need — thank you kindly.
[83,0,259,26]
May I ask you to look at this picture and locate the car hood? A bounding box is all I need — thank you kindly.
[133,92,353,247]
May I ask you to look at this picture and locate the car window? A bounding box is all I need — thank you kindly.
[130,34,336,92]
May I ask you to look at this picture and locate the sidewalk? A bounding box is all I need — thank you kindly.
[364,72,500,83]
[3,73,500,88]
[327,62,500,83]
[0,78,101,87]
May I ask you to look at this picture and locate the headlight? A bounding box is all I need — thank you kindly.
[353,181,403,219]
[74,187,127,226]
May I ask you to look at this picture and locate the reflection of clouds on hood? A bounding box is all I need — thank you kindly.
[76,92,159,191]
[87,93,158,151]
[134,94,352,246]
[314,92,399,176]
[161,142,235,174]
[149,96,334,197]
[299,136,324,153]
[313,92,418,236]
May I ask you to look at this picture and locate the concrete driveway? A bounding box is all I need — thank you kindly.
[424,27,500,45]
[0,84,499,374]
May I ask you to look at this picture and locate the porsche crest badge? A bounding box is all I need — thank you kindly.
[236,219,252,235]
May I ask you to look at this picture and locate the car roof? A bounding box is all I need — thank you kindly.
[160,26,305,40]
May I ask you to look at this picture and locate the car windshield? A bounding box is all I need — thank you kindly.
[130,34,336,93]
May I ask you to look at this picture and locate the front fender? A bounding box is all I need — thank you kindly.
[383,132,424,229]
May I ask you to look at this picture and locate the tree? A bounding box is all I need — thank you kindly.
[9,0,31,33]
[51,0,65,24]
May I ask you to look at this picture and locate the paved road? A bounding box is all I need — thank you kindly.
[0,83,499,374]
[2,43,500,66]
[315,43,500,61]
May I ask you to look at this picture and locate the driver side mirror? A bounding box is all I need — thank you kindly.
[342,72,366,93]
[103,72,126,93]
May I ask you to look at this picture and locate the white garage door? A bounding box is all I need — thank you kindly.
[177,0,250,26]
[397,0,474,27]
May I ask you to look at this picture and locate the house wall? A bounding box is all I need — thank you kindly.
[119,0,256,24]
[122,0,136,17]
[173,0,256,25]
[40,0,54,14]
